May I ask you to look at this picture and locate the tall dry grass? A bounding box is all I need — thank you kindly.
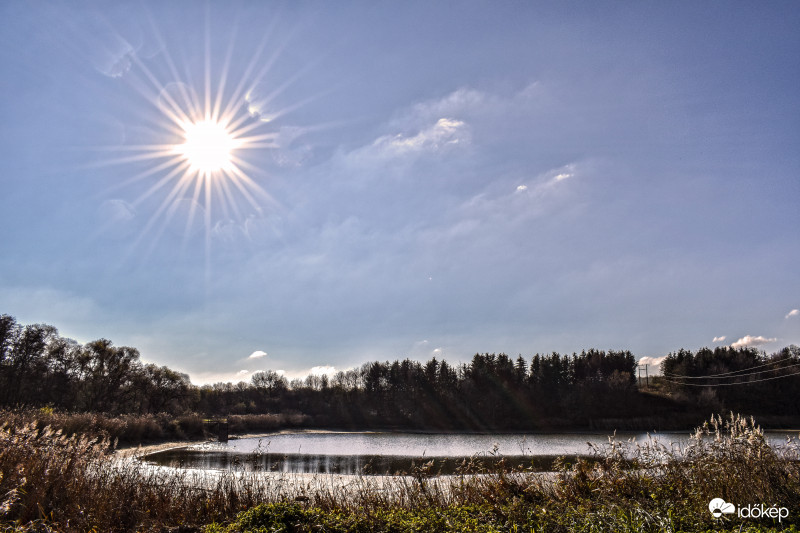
[1,412,799,532]
[0,409,203,445]
[0,419,288,532]
[0,409,311,448]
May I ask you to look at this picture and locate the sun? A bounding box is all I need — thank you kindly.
[91,12,309,261]
[179,120,238,174]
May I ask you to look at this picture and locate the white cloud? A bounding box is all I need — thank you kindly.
[371,118,469,157]
[394,83,545,129]
[237,369,249,375]
[637,356,666,373]
[248,350,268,359]
[516,184,528,192]
[538,163,576,185]
[638,356,664,366]
[342,82,557,173]
[341,116,470,173]
[731,335,777,349]
[712,336,726,343]
[403,88,486,125]
[786,309,799,319]
[309,365,337,377]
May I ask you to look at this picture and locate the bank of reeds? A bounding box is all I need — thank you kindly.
[1,412,799,532]
[0,409,310,447]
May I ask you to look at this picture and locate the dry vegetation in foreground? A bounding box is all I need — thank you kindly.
[1,412,799,532]
[0,409,309,447]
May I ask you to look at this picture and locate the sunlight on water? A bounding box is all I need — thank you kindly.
[140,430,799,476]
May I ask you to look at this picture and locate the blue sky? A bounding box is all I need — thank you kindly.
[1,1,798,383]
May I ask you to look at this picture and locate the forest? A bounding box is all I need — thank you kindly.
[2,313,799,432]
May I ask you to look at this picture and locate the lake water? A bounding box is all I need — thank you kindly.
[141,430,798,475]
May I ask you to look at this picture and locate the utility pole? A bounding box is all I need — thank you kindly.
[638,364,650,389]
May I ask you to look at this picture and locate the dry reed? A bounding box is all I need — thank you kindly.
[1,411,799,532]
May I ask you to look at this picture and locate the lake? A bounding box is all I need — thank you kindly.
[140,429,798,475]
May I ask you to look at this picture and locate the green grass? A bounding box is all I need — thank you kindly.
[205,503,800,533]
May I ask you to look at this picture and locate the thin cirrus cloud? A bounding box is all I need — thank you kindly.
[786,309,799,319]
[730,335,778,349]
[402,87,486,126]
[354,117,469,164]
[457,161,581,226]
[712,336,726,343]
[348,83,543,169]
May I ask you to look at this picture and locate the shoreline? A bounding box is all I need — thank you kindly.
[117,425,800,458]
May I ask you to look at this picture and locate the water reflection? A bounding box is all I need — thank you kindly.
[141,449,578,475]
[140,430,797,476]
[188,431,655,457]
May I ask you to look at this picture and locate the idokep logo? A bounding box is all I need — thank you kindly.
[709,498,790,523]
[738,504,790,522]
[709,498,735,518]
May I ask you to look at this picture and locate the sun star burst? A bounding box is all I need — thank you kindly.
[90,15,306,262]
[179,120,238,174]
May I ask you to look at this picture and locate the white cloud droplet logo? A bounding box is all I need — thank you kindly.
[709,498,736,517]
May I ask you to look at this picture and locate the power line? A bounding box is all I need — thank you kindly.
[662,358,800,380]
[661,367,800,387]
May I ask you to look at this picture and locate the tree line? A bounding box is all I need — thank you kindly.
[0,315,193,414]
[201,350,641,429]
[661,345,800,415]
[2,314,799,430]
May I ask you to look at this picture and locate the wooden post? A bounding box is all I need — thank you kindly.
[217,420,228,442]
[203,419,229,442]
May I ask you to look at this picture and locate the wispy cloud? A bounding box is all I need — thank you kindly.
[786,309,799,319]
[731,335,777,349]
[538,163,576,185]
[393,83,546,130]
[370,117,469,158]
[248,350,268,359]
[343,82,554,172]
[402,88,486,126]
[453,161,582,228]
[712,336,726,343]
